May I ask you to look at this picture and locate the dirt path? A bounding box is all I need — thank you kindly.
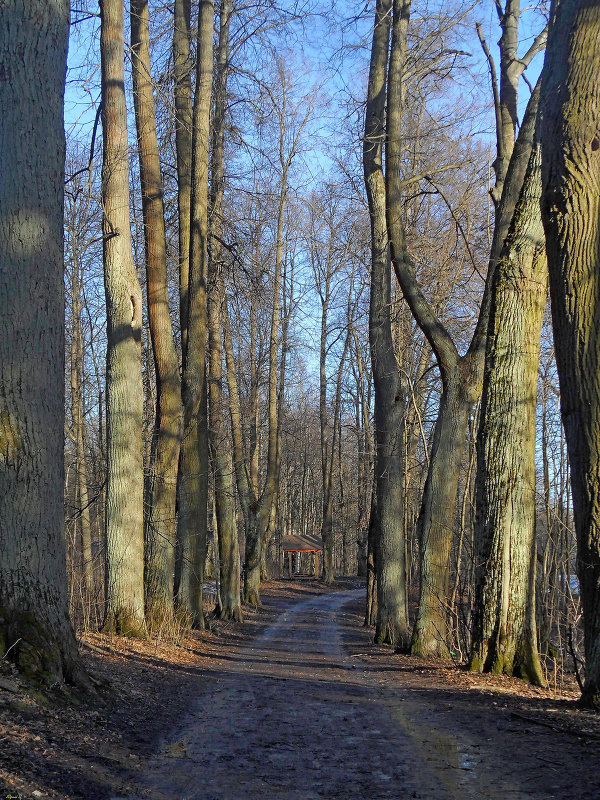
[122,589,600,800]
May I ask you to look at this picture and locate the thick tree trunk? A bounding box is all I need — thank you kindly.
[131,0,183,628]
[470,142,546,686]
[100,0,146,638]
[176,0,214,628]
[364,0,410,648]
[541,0,600,708]
[410,370,474,656]
[0,0,89,687]
[208,0,242,622]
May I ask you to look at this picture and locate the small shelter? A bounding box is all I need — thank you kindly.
[282,533,323,578]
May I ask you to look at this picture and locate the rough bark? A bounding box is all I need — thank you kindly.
[100,0,146,638]
[0,0,90,687]
[470,141,547,686]
[364,0,411,648]
[540,0,600,708]
[208,0,242,622]
[131,0,183,628]
[176,0,214,628]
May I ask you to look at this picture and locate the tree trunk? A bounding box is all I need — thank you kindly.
[70,253,94,602]
[131,0,183,628]
[223,306,260,605]
[470,141,546,686]
[208,0,242,621]
[100,0,146,638]
[541,0,600,708]
[364,0,411,648]
[0,0,89,687]
[365,485,379,627]
[176,0,214,628]
[173,0,192,358]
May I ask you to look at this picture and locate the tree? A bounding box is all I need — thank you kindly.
[364,0,411,647]
[0,0,88,686]
[100,0,146,637]
[470,134,546,686]
[208,0,242,621]
[385,0,545,656]
[131,0,184,627]
[541,0,600,708]
[176,0,214,627]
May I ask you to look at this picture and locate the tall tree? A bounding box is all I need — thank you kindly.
[131,0,184,626]
[176,0,214,626]
[385,0,545,656]
[208,0,242,621]
[100,0,146,637]
[244,63,311,602]
[0,0,88,685]
[541,0,600,708]
[470,135,546,686]
[364,0,411,647]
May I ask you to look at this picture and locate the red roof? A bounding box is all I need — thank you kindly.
[282,533,323,552]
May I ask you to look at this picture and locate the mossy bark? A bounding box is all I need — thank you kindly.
[470,142,546,687]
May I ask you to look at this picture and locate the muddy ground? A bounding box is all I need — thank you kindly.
[1,579,599,799]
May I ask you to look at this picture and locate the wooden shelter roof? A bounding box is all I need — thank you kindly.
[282,533,323,552]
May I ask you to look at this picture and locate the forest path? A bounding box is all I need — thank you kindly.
[127,589,598,800]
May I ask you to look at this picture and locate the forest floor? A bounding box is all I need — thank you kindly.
[1,578,599,800]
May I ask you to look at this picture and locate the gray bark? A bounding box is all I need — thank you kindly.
[176,0,214,627]
[364,0,411,648]
[0,0,89,686]
[131,0,183,628]
[100,0,146,637]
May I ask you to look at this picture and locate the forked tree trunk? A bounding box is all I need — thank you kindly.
[385,0,544,657]
[208,0,242,621]
[0,0,89,687]
[470,141,546,686]
[541,0,600,708]
[100,0,146,638]
[131,0,183,628]
[364,0,411,648]
[176,0,214,628]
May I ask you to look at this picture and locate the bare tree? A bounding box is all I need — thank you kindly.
[364,0,411,647]
[176,0,214,627]
[100,0,146,637]
[131,0,184,627]
[385,0,545,657]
